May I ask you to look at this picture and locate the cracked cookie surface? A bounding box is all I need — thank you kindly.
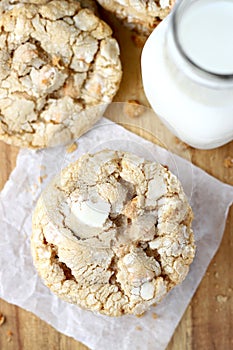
[0,0,98,10]
[31,149,195,316]
[0,0,122,148]
[97,0,175,35]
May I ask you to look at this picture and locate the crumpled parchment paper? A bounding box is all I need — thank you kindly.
[0,118,232,350]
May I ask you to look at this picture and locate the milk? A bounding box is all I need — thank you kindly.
[141,0,233,149]
[179,0,233,75]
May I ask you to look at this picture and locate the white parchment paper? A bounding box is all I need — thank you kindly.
[0,118,232,350]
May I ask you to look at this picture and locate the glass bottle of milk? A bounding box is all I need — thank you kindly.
[141,0,233,149]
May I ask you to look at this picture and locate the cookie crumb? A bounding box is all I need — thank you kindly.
[223,156,233,168]
[38,174,48,184]
[66,142,78,153]
[135,326,142,331]
[136,312,145,318]
[152,312,158,319]
[162,164,169,171]
[214,271,219,279]
[216,295,228,303]
[0,313,5,326]
[6,330,13,342]
[131,34,146,48]
[123,100,144,119]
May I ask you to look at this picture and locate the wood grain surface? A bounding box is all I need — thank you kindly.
[0,10,233,350]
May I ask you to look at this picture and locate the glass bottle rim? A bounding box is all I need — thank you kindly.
[171,0,233,82]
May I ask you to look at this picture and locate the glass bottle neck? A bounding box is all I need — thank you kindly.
[166,0,233,89]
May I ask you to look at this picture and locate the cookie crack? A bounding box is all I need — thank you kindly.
[108,254,129,303]
[50,243,76,283]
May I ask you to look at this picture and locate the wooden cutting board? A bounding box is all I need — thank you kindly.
[0,10,232,350]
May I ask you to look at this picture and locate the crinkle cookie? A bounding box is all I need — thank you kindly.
[0,0,98,10]
[0,1,122,148]
[97,0,175,35]
[0,0,98,16]
[31,149,195,316]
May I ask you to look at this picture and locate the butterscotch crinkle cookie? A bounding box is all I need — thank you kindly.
[0,0,98,10]
[97,0,175,35]
[31,150,195,316]
[0,0,122,148]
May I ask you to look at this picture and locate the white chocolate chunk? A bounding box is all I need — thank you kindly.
[160,0,170,9]
[140,282,155,300]
[71,199,110,228]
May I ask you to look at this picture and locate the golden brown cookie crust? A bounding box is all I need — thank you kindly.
[31,150,195,316]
